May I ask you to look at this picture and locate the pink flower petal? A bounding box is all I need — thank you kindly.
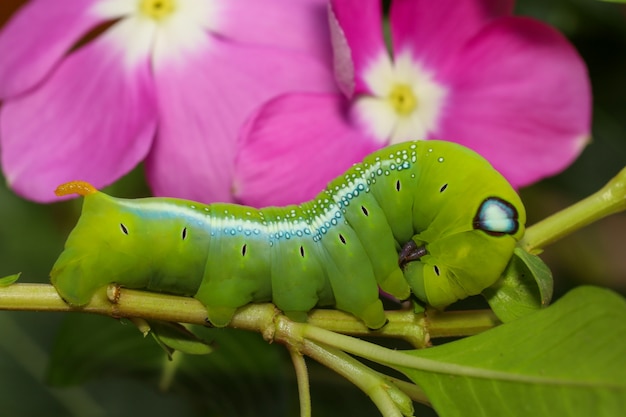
[0,0,103,98]
[0,35,157,202]
[390,0,514,73]
[146,39,336,204]
[435,17,591,187]
[233,93,380,207]
[329,0,388,97]
[216,0,331,62]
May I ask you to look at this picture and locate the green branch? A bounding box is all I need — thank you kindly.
[521,166,626,254]
[0,283,499,344]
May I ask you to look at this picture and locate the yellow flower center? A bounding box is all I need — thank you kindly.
[140,0,176,20]
[388,84,417,116]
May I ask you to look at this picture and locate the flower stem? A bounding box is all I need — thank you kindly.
[520,166,626,254]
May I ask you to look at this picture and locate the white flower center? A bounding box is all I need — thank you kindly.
[353,51,448,144]
[92,0,220,69]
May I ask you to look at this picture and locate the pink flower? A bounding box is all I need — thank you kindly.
[0,0,335,202]
[233,0,592,207]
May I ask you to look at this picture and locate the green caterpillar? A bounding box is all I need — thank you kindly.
[50,140,525,329]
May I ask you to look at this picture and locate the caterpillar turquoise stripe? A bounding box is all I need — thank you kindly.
[50,140,526,329]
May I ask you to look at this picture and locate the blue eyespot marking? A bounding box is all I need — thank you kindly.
[473,197,519,236]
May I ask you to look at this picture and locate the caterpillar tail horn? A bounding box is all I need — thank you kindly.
[55,181,98,197]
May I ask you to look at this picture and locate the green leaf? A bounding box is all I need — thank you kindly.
[0,272,21,287]
[148,320,214,357]
[482,247,553,322]
[397,286,626,417]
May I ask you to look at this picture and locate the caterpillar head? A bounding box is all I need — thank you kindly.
[403,141,526,308]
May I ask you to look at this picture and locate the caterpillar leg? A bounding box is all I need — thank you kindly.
[398,239,428,268]
[359,299,388,330]
[381,268,411,300]
[283,310,309,323]
[204,305,238,328]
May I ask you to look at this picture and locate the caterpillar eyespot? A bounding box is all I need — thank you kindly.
[473,197,520,236]
[50,140,526,329]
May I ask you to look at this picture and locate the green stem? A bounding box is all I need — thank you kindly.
[520,166,626,254]
[302,340,412,417]
[0,284,498,340]
[376,373,430,406]
[307,309,430,347]
[287,346,312,417]
[425,308,500,338]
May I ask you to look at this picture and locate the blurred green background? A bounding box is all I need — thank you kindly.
[0,0,625,416]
